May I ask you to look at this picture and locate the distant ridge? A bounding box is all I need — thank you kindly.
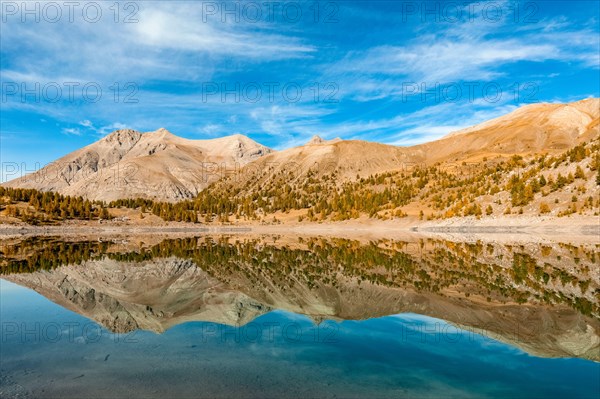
[209,98,599,195]
[3,129,273,202]
[416,97,599,163]
[3,98,598,202]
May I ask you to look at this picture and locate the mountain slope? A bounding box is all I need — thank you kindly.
[211,99,599,198]
[421,98,599,163]
[3,99,598,203]
[3,129,273,202]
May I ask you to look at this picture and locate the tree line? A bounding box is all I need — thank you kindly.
[1,138,599,224]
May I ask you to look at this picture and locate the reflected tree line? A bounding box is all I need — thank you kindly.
[0,236,597,317]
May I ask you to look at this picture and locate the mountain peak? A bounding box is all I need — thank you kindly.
[444,98,599,140]
[306,135,325,145]
[305,135,343,146]
[4,98,597,203]
[200,133,274,163]
[147,128,176,139]
[101,129,142,146]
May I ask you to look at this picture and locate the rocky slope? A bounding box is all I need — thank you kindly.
[426,98,599,163]
[3,129,272,202]
[209,98,600,196]
[2,99,598,204]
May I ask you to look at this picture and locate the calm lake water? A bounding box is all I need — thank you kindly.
[1,236,599,398]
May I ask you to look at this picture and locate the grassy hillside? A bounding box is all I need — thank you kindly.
[1,137,598,225]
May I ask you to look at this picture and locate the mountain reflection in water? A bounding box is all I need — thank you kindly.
[1,235,598,362]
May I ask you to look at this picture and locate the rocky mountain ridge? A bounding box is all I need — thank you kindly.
[2,98,598,203]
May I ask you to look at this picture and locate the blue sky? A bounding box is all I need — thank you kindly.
[1,0,599,179]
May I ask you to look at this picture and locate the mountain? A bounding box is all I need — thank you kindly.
[2,99,598,204]
[420,98,599,163]
[215,139,424,195]
[446,99,598,139]
[3,128,272,202]
[261,98,596,167]
[209,98,599,200]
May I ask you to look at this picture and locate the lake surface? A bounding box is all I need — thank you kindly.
[1,235,599,398]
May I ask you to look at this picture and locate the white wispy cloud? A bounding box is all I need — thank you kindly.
[133,6,315,57]
[72,120,130,137]
[200,123,222,136]
[282,100,521,146]
[0,2,314,87]
[328,11,600,103]
[1,1,597,152]
[61,127,82,136]
[0,1,319,142]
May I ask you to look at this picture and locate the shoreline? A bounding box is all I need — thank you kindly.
[1,214,598,244]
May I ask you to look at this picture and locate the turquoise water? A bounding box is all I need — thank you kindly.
[1,279,598,399]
